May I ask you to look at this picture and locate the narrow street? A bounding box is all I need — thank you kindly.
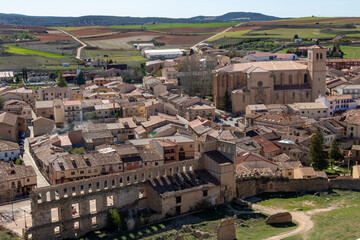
[23,112,50,188]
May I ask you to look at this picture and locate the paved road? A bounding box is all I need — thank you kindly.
[0,200,32,237]
[58,28,87,59]
[23,123,50,188]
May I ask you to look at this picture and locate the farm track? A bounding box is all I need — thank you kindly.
[253,204,336,240]
[57,28,87,59]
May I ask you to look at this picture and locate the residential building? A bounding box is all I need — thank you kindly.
[122,102,146,118]
[293,167,317,179]
[32,117,56,137]
[0,140,20,162]
[7,87,36,103]
[95,103,120,119]
[82,131,113,150]
[37,87,73,101]
[0,162,37,202]
[287,102,328,120]
[244,53,297,62]
[334,85,360,99]
[316,95,357,116]
[48,152,123,185]
[63,100,82,122]
[0,112,26,142]
[35,101,54,120]
[150,139,179,163]
[3,100,32,122]
[144,49,184,60]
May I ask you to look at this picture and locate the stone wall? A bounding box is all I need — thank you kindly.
[329,179,360,190]
[236,177,329,198]
[25,159,200,240]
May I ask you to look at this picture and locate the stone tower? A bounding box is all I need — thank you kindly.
[308,45,327,100]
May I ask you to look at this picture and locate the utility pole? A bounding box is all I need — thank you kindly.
[12,203,14,221]
[24,210,27,229]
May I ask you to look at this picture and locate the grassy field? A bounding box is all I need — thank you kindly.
[256,190,360,240]
[85,35,158,49]
[208,29,252,41]
[285,206,360,240]
[84,205,296,240]
[4,45,68,58]
[341,45,360,58]
[19,42,80,57]
[83,49,147,68]
[110,22,237,29]
[258,190,360,211]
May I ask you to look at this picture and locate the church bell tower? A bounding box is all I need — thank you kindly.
[308,45,327,100]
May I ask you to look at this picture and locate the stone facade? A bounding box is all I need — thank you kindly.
[217,218,236,240]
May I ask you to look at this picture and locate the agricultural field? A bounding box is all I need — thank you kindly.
[83,49,147,68]
[110,22,237,30]
[341,45,360,58]
[4,45,68,58]
[85,35,159,49]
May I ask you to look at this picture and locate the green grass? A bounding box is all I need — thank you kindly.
[110,22,237,29]
[4,45,68,58]
[208,29,252,41]
[285,207,360,240]
[0,231,19,240]
[257,190,360,211]
[341,45,360,58]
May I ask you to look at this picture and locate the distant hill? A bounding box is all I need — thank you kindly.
[0,12,280,27]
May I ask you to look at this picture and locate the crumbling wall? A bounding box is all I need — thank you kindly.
[236,177,329,198]
[25,159,200,240]
[329,178,360,190]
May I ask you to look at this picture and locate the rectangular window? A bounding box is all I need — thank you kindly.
[71,172,75,175]
[176,196,182,204]
[203,190,208,197]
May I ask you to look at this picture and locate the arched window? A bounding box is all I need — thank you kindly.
[320,53,323,59]
[292,92,295,99]
[289,75,293,85]
[316,53,319,60]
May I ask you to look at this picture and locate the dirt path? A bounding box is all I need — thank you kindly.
[253,204,335,240]
[191,23,244,49]
[57,29,87,59]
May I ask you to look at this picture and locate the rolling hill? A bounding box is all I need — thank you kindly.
[0,12,280,27]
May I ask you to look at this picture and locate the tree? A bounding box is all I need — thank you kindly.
[329,139,343,169]
[108,209,124,230]
[83,111,98,120]
[308,128,328,170]
[49,72,56,81]
[74,71,86,85]
[15,158,22,165]
[56,72,67,87]
[0,96,4,110]
[68,147,85,155]
[293,34,299,39]
[14,75,21,84]
[22,68,28,82]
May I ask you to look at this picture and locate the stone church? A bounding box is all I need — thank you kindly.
[213,45,327,113]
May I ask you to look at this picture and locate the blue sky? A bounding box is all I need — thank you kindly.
[1,0,359,18]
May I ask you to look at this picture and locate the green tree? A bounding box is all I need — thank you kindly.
[56,72,67,87]
[49,72,56,81]
[329,139,343,169]
[0,96,4,110]
[83,111,98,120]
[74,71,86,85]
[108,209,124,230]
[14,75,21,84]
[293,34,299,39]
[309,128,328,170]
[15,158,22,165]
[22,68,28,82]
[68,147,85,155]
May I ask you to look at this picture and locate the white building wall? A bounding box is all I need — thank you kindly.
[0,150,20,162]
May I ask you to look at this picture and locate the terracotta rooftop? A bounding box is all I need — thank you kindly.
[217,61,307,73]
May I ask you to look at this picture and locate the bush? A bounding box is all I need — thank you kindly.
[68,147,85,155]
[108,209,125,230]
[15,158,22,165]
